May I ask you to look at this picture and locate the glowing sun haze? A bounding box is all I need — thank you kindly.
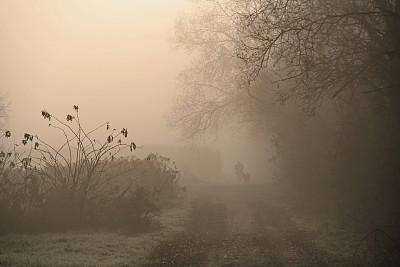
[0,0,190,146]
[0,0,271,180]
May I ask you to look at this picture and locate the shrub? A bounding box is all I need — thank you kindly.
[107,153,183,205]
[0,106,183,233]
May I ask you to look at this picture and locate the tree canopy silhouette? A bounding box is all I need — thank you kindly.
[168,0,400,139]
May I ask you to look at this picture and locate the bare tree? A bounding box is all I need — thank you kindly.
[168,0,400,139]
[170,3,400,255]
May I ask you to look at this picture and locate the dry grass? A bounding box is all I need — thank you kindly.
[0,197,191,267]
[255,185,361,263]
[289,213,362,263]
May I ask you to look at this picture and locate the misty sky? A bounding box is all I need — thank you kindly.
[0,0,192,143]
[0,0,271,180]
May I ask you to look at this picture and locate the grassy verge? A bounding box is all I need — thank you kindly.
[0,197,191,267]
[288,211,363,263]
[264,184,366,263]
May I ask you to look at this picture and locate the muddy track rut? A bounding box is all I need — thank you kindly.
[145,184,348,266]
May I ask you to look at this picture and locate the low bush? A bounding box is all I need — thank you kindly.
[0,106,183,233]
[109,153,183,205]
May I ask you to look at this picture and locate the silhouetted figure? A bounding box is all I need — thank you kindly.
[234,161,245,181]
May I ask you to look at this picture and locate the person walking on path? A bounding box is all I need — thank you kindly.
[234,161,245,181]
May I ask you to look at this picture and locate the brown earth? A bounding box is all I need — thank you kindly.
[144,184,351,266]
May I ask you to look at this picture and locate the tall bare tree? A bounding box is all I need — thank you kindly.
[168,0,400,139]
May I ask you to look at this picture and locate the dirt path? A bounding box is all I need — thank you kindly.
[145,184,347,266]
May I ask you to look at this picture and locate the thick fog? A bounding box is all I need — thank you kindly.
[1,1,188,143]
[1,1,399,265]
[0,0,269,183]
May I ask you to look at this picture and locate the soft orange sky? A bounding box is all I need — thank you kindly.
[0,0,272,181]
[0,0,190,145]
